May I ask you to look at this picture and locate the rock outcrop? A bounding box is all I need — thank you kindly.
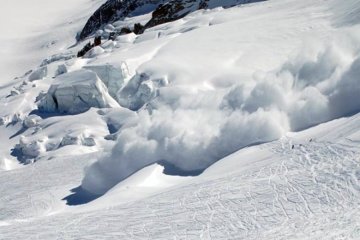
[78,0,166,40]
[79,0,265,40]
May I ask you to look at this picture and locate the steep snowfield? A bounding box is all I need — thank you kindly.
[0,0,360,239]
[0,0,105,83]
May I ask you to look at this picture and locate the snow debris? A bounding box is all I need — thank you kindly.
[60,135,81,147]
[83,137,96,147]
[40,52,75,67]
[10,89,20,96]
[11,113,23,124]
[23,115,42,128]
[104,23,115,33]
[115,33,137,43]
[60,134,96,147]
[55,64,68,77]
[117,73,167,111]
[101,40,117,50]
[84,46,105,58]
[83,62,130,100]
[16,137,47,159]
[37,69,119,114]
[96,30,104,37]
[0,116,9,126]
[28,66,48,81]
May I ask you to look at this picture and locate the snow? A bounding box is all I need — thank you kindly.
[0,0,360,238]
[2,113,360,239]
[0,0,105,83]
[83,62,130,100]
[81,0,360,195]
[37,69,119,114]
[28,66,48,82]
[84,46,105,58]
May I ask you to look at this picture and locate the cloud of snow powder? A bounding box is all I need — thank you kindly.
[82,27,360,195]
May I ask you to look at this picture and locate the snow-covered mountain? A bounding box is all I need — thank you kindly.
[1,0,360,239]
[79,0,166,40]
[79,0,264,39]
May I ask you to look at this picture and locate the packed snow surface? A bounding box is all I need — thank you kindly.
[0,0,360,239]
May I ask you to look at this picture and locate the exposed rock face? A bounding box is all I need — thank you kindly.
[80,0,265,40]
[79,0,166,40]
[145,0,266,29]
[144,0,192,29]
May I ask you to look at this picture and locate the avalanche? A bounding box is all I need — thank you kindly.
[0,0,360,239]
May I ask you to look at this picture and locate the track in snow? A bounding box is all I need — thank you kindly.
[1,125,359,239]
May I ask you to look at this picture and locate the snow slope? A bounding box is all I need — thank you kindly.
[1,113,360,239]
[0,0,360,239]
[81,0,360,195]
[0,0,105,83]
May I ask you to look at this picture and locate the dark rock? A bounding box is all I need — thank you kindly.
[79,0,266,40]
[120,27,132,35]
[77,42,94,58]
[133,23,145,35]
[78,0,166,40]
[144,0,266,29]
[108,32,117,40]
[144,0,191,29]
[94,36,102,46]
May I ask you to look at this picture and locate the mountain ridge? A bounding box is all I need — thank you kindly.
[79,0,265,40]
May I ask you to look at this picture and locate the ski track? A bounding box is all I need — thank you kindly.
[1,135,359,239]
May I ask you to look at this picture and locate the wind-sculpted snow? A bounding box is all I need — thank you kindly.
[82,24,360,194]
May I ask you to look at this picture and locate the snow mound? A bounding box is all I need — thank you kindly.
[83,62,130,100]
[117,72,168,111]
[38,69,119,114]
